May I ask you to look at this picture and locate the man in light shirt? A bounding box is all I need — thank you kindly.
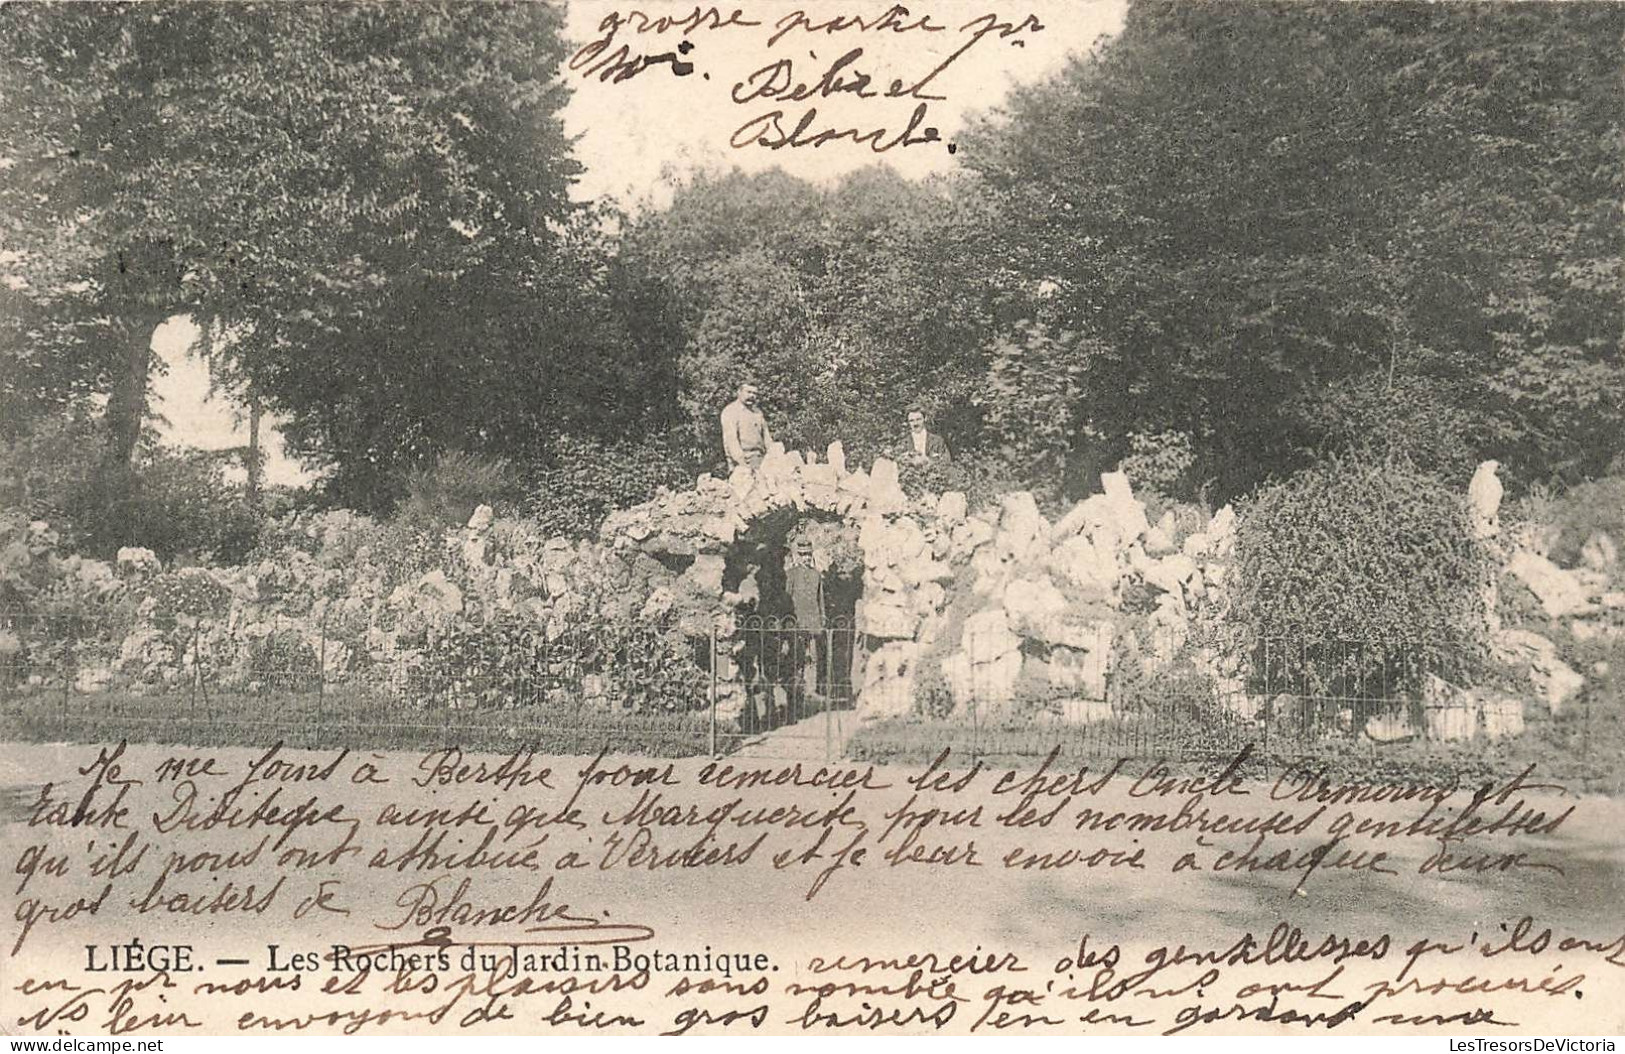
[901,405,951,464]
[721,381,773,470]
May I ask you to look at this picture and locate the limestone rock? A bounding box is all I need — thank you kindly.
[684,554,727,595]
[867,457,908,515]
[1507,551,1596,618]
[1140,553,1199,598]
[998,492,1051,564]
[937,491,968,525]
[1364,712,1417,743]
[1054,698,1110,724]
[410,570,464,616]
[826,440,847,476]
[859,642,919,718]
[1207,505,1237,555]
[1582,531,1619,572]
[1494,628,1584,715]
[963,608,1021,665]
[1002,575,1068,634]
[1143,525,1175,556]
[1036,617,1112,654]
[861,601,918,640]
[1050,500,1093,542]
[467,504,495,532]
[1082,472,1149,554]
[116,547,161,576]
[1050,534,1118,600]
[1467,460,1503,539]
[900,553,953,588]
[1422,675,1477,741]
[1046,641,1111,699]
[951,516,996,554]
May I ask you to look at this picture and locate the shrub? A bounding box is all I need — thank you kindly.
[247,630,320,692]
[896,451,1023,515]
[1317,375,1482,487]
[0,413,103,546]
[524,432,697,539]
[974,322,1100,503]
[1232,454,1492,692]
[418,608,707,714]
[1118,430,1197,498]
[393,450,521,535]
[122,448,263,564]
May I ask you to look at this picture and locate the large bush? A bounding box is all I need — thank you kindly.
[1233,455,1492,690]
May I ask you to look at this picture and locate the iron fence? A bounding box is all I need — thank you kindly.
[0,611,1601,783]
[708,614,864,758]
[0,609,713,756]
[849,633,1600,784]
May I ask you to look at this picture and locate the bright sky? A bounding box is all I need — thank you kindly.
[155,0,1127,484]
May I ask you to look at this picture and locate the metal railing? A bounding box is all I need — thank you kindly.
[0,611,1599,782]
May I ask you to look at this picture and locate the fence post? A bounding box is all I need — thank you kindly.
[1581,679,1591,773]
[822,627,832,762]
[188,624,200,724]
[59,619,73,736]
[317,612,328,738]
[708,624,719,759]
[196,617,212,727]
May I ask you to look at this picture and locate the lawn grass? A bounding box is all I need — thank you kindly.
[0,685,714,757]
[846,692,1622,794]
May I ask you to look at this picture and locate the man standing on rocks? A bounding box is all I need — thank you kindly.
[721,381,774,470]
[899,405,951,464]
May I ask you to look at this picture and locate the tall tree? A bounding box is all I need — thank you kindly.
[621,166,1016,465]
[1,2,639,516]
[959,1,1625,496]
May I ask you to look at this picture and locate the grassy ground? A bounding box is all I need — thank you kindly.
[4,650,1618,793]
[846,691,1623,794]
[0,685,715,756]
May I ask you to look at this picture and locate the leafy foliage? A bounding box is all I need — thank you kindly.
[1232,455,1493,690]
[1,3,660,517]
[392,451,521,535]
[524,433,698,539]
[1117,431,1198,499]
[975,323,1099,502]
[960,1,1624,498]
[420,610,707,714]
[1546,476,1625,572]
[619,167,1013,464]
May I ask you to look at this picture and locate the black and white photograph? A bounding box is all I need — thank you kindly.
[0,0,1622,1039]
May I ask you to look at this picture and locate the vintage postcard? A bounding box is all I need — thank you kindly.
[1,0,1622,1039]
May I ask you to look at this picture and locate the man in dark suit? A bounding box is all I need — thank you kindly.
[899,406,952,464]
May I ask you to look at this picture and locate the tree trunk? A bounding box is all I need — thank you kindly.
[101,314,156,474]
[246,396,263,507]
[94,239,182,551]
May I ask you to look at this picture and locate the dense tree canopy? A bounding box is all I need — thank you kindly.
[959,0,1625,496]
[618,166,1018,468]
[2,0,1619,542]
[1,1,667,517]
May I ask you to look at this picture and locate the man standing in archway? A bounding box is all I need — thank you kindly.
[785,533,826,708]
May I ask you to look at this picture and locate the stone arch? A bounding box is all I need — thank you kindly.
[599,441,953,726]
